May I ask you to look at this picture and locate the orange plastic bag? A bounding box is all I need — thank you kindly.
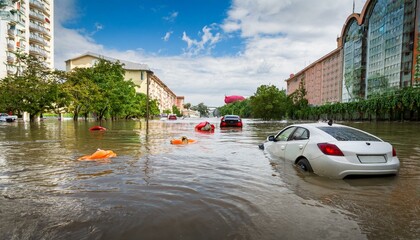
[78,149,117,161]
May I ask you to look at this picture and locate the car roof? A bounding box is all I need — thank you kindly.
[289,122,345,128]
[224,115,240,118]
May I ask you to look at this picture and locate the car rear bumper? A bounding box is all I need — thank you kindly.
[310,156,400,179]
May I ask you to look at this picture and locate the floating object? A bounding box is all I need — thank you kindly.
[89,126,107,131]
[170,136,197,145]
[195,121,215,132]
[78,149,117,161]
[224,95,245,104]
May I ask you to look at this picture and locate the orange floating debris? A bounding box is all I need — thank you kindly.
[78,149,117,161]
[170,136,197,145]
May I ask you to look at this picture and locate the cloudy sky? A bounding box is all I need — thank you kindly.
[54,0,366,107]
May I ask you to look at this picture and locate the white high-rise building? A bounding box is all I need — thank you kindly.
[0,0,54,78]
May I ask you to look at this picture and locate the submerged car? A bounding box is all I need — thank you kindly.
[263,122,400,179]
[220,115,243,128]
[0,113,17,122]
[168,114,177,120]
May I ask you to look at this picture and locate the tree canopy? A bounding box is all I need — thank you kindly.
[0,54,160,121]
[249,84,290,120]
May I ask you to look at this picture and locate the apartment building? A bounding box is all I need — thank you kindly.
[65,52,178,113]
[286,49,343,106]
[286,0,419,104]
[176,96,185,113]
[149,74,177,113]
[0,0,54,78]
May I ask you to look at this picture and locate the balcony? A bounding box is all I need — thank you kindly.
[29,34,48,46]
[29,46,47,57]
[7,28,15,37]
[7,43,14,51]
[0,0,11,8]
[7,56,15,64]
[29,0,45,11]
[29,22,48,34]
[29,10,44,22]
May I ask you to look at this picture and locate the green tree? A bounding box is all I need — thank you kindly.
[191,102,209,117]
[288,80,308,119]
[0,53,63,121]
[64,67,102,120]
[249,85,289,120]
[183,103,191,110]
[218,99,251,118]
[172,105,181,117]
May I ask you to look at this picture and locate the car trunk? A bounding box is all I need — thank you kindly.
[334,141,393,164]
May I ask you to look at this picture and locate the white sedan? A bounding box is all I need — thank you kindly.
[263,122,400,179]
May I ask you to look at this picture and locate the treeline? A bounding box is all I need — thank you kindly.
[218,83,420,121]
[0,53,160,121]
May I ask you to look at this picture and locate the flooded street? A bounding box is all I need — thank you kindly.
[0,119,418,240]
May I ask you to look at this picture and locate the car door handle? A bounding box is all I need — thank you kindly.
[299,144,304,149]
[281,145,286,150]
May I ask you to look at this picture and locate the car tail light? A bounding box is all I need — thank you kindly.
[221,122,226,127]
[392,147,396,157]
[317,143,344,156]
[237,122,242,127]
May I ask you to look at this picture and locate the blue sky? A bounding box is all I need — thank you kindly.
[54,0,366,107]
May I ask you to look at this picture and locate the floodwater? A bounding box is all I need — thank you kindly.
[0,118,418,240]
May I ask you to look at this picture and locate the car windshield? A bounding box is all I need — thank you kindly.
[317,126,381,141]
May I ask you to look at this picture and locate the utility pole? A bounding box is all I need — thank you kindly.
[146,70,154,134]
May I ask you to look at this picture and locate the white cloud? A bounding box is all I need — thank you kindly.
[182,25,221,56]
[162,31,173,42]
[163,11,178,22]
[54,0,365,107]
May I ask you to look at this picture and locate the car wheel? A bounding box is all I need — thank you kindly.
[296,158,313,172]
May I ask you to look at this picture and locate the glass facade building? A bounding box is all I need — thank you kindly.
[342,20,364,102]
[342,0,417,102]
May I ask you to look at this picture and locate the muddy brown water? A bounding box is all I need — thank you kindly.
[0,119,418,240]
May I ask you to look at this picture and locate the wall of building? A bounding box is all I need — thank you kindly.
[322,50,343,103]
[286,49,343,106]
[65,55,97,71]
[124,69,144,93]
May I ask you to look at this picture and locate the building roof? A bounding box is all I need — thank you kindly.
[151,74,176,97]
[65,52,151,71]
[285,48,341,83]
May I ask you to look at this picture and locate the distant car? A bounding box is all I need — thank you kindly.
[263,122,400,179]
[168,114,177,120]
[220,115,243,128]
[0,113,17,122]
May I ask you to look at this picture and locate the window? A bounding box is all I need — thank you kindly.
[317,126,381,141]
[290,127,309,140]
[275,127,296,141]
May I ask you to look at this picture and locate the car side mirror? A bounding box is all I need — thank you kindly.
[268,135,275,142]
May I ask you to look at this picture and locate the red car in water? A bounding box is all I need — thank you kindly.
[168,114,177,120]
[220,115,243,128]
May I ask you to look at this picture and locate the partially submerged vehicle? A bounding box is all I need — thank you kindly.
[0,113,17,122]
[263,122,400,179]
